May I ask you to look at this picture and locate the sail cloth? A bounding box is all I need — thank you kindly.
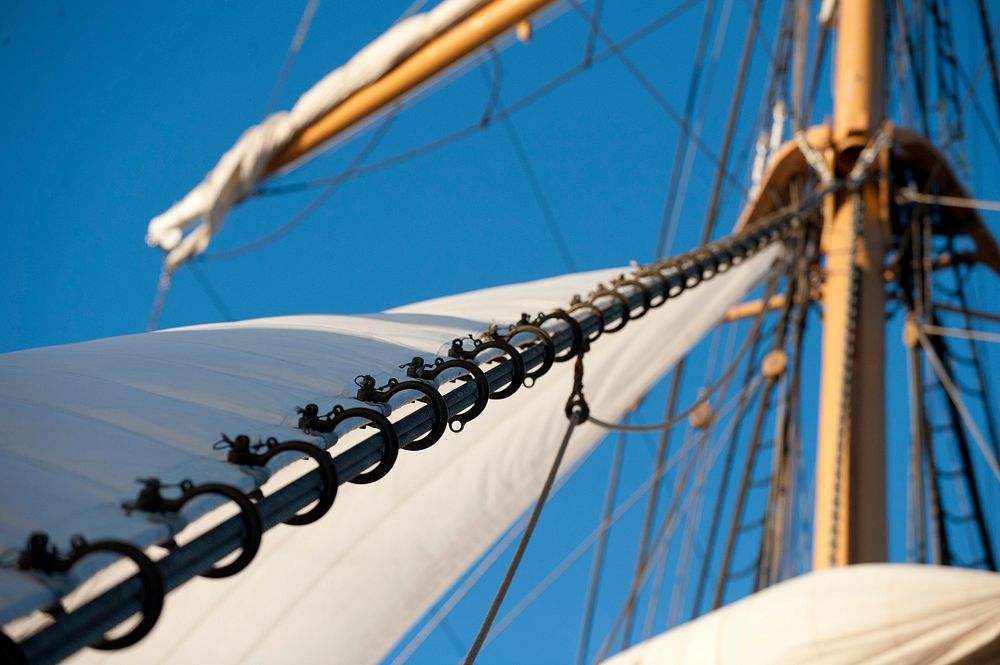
[145,0,489,271]
[602,564,1000,665]
[0,247,779,663]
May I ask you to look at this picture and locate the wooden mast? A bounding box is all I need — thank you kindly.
[263,0,559,177]
[812,0,888,568]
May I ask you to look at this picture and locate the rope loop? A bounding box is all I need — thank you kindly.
[564,339,591,421]
[15,532,164,650]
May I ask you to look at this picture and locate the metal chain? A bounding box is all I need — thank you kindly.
[828,190,864,566]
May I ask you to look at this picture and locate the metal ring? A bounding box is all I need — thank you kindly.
[535,309,583,361]
[611,278,653,320]
[64,538,165,650]
[504,324,555,387]
[589,287,630,333]
[379,380,449,451]
[179,484,262,579]
[634,270,669,307]
[326,407,400,484]
[264,441,338,526]
[567,301,604,343]
[420,358,490,432]
[450,337,526,400]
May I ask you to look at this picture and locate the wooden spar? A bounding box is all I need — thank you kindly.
[812,0,887,568]
[264,0,559,177]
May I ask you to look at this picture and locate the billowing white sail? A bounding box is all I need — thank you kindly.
[0,247,780,663]
[601,564,1000,665]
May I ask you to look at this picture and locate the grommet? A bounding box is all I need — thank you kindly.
[449,336,526,400]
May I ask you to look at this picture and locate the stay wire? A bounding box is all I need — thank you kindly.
[566,0,749,199]
[264,0,321,115]
[188,262,235,322]
[257,1,702,197]
[203,109,398,262]
[976,0,1000,123]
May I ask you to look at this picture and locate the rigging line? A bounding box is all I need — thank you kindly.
[701,0,765,239]
[588,258,787,433]
[897,187,1000,212]
[954,28,1000,160]
[581,0,604,66]
[462,410,583,665]
[655,0,718,257]
[592,376,764,664]
[922,324,1000,345]
[187,262,235,322]
[916,328,1000,483]
[258,0,703,196]
[565,0,750,199]
[146,264,173,332]
[264,0,321,115]
[975,0,1000,123]
[894,0,931,136]
[481,371,760,656]
[576,429,626,665]
[202,109,398,262]
[495,94,578,271]
[388,516,525,665]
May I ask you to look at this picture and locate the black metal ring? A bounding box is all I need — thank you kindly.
[265,441,338,526]
[691,247,719,281]
[325,406,400,484]
[535,309,584,361]
[449,337,526,400]
[567,300,604,343]
[634,269,669,307]
[504,324,555,387]
[64,538,164,650]
[678,257,703,289]
[611,277,653,320]
[377,380,449,451]
[418,358,490,432]
[178,483,262,579]
[588,287,630,333]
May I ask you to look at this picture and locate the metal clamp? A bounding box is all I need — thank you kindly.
[568,296,605,343]
[532,309,584,361]
[355,375,449,450]
[502,321,555,387]
[448,335,526,400]
[588,285,630,333]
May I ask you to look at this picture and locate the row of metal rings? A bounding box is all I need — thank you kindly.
[5,212,795,660]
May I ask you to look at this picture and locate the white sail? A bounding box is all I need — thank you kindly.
[0,247,780,662]
[601,564,1000,665]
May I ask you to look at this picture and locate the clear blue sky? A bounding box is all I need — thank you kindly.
[2,1,998,663]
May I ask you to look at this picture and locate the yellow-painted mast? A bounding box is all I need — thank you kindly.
[812,0,888,568]
[264,0,559,177]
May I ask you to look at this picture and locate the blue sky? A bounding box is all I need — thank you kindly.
[2,1,999,663]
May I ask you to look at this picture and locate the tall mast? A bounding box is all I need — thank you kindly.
[812,0,887,568]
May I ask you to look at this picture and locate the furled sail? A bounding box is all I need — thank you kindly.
[601,564,1000,665]
[145,0,490,271]
[1,246,780,663]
